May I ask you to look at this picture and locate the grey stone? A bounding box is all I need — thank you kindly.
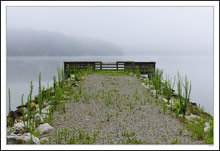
[35,109,39,114]
[157,95,162,100]
[7,133,40,144]
[63,95,70,100]
[71,74,75,79]
[204,122,210,128]
[204,126,210,134]
[43,101,50,107]
[42,105,51,113]
[40,137,49,144]
[41,113,48,119]
[204,122,210,135]
[179,114,184,118]
[185,114,200,121]
[139,77,143,80]
[141,83,147,88]
[163,98,168,102]
[74,83,79,87]
[151,89,156,95]
[140,75,147,79]
[34,113,44,122]
[146,85,154,89]
[38,123,54,135]
[35,105,51,114]
[23,108,28,114]
[13,122,24,134]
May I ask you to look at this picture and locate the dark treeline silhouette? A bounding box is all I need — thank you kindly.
[7,29,124,56]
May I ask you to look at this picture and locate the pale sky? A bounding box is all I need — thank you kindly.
[7,7,213,55]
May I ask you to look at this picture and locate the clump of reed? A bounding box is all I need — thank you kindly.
[176,71,191,118]
[162,75,175,105]
[152,68,163,98]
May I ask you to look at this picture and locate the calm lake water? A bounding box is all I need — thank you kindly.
[6,54,214,115]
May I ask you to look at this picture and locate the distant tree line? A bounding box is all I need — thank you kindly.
[7,29,124,56]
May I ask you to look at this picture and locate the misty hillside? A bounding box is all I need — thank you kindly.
[7,29,124,56]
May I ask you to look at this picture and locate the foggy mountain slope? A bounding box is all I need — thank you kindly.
[7,29,124,56]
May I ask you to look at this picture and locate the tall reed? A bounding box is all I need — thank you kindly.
[21,94,25,125]
[30,81,33,101]
[53,75,57,89]
[27,94,31,128]
[152,68,163,98]
[183,74,191,107]
[163,75,175,104]
[57,65,63,87]
[39,72,41,93]
[38,72,43,115]
[177,71,191,118]
[8,88,11,114]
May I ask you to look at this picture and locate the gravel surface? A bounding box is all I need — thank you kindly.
[45,74,204,144]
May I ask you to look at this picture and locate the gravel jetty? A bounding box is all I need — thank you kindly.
[45,74,204,144]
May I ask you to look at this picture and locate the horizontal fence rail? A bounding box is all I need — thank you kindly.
[64,61,156,78]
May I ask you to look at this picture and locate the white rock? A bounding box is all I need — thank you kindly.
[22,133,40,144]
[7,133,39,144]
[191,114,200,119]
[41,113,48,119]
[147,85,154,89]
[40,137,49,144]
[38,123,54,135]
[179,114,184,118]
[204,121,211,135]
[34,113,44,122]
[71,74,75,78]
[35,109,40,114]
[185,114,200,121]
[139,77,143,80]
[42,105,51,113]
[204,127,210,134]
[13,122,24,134]
[151,89,156,95]
[170,99,175,104]
[23,108,28,114]
[35,105,51,114]
[63,95,70,100]
[141,83,147,88]
[44,101,50,107]
[158,95,162,100]
[204,122,210,128]
[185,115,191,121]
[141,75,148,78]
[163,98,168,102]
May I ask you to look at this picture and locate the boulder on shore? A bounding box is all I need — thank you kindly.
[7,133,39,144]
[40,137,49,144]
[38,123,54,135]
[13,122,24,134]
